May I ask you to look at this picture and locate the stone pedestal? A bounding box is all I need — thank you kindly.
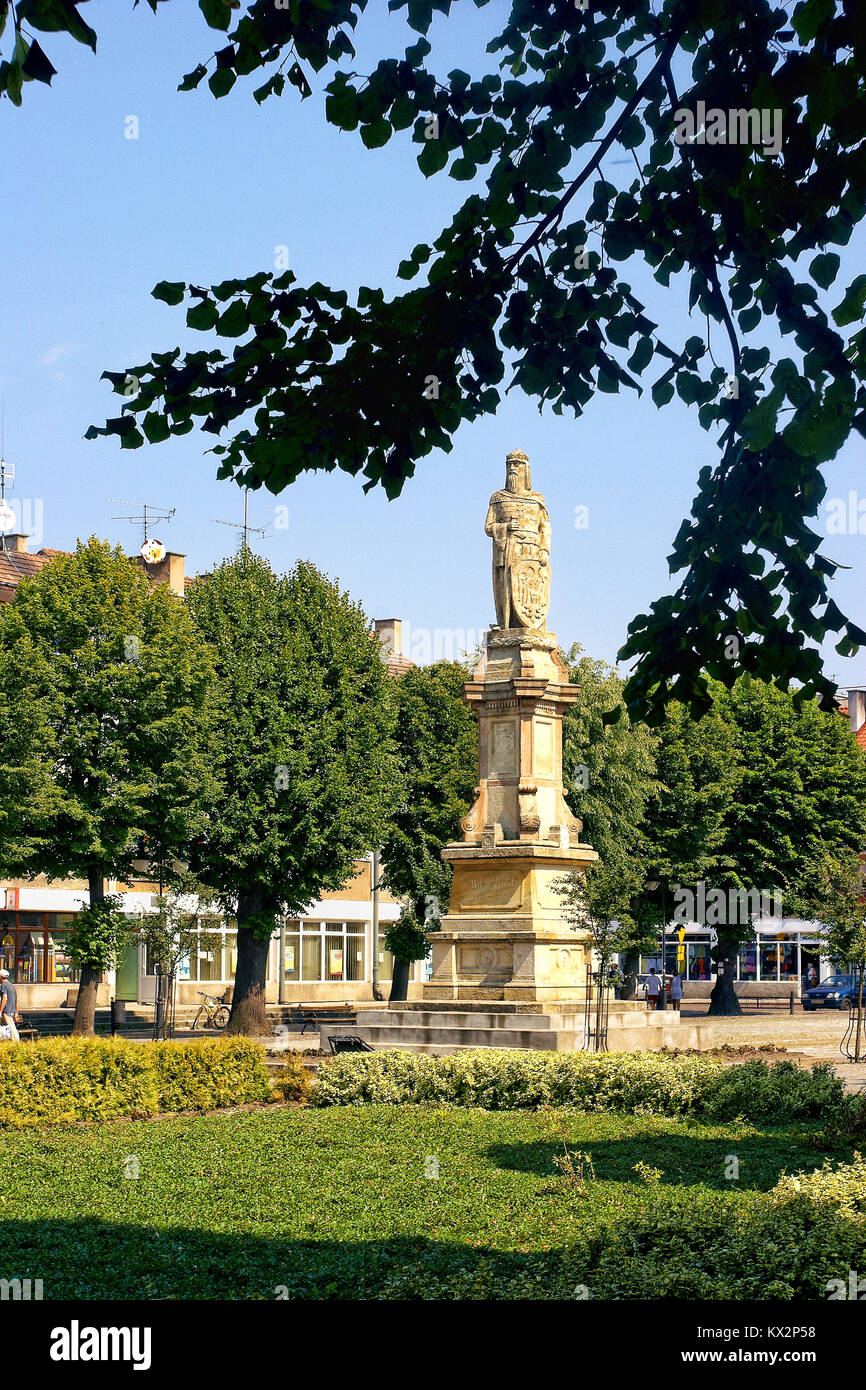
[425,628,596,1002]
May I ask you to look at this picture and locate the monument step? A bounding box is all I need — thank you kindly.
[346,1008,674,1033]
[337,1023,584,1050]
[323,1018,708,1053]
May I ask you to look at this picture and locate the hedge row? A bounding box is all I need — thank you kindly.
[0,1037,271,1128]
[312,1048,843,1120]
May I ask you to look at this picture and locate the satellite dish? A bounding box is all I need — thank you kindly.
[0,501,15,532]
[141,539,166,564]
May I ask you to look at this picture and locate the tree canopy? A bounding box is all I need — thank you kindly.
[0,537,215,1032]
[379,657,477,995]
[4,0,853,721]
[185,549,400,1031]
[644,675,866,1011]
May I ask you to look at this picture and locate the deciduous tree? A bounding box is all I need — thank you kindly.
[0,538,215,1034]
[185,550,399,1033]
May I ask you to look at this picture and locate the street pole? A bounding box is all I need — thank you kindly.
[371,849,383,1002]
[278,916,287,1005]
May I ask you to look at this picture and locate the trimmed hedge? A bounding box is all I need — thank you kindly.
[312,1048,843,1120]
[0,1037,271,1128]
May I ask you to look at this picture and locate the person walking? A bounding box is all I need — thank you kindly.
[806,964,817,989]
[670,971,683,1012]
[0,969,20,1042]
[645,967,661,1011]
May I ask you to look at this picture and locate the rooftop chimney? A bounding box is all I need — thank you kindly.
[848,687,866,735]
[134,550,186,597]
[374,618,402,659]
[1,533,29,554]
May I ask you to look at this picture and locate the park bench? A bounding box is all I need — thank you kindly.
[327,1034,373,1054]
[284,1003,356,1035]
[15,1017,39,1042]
[750,991,796,1013]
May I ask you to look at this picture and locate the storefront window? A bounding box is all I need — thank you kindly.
[302,931,322,981]
[759,943,779,981]
[738,943,757,980]
[0,910,79,984]
[295,921,370,982]
[347,928,365,983]
[283,923,300,982]
[779,941,798,981]
[182,922,242,982]
[688,944,711,982]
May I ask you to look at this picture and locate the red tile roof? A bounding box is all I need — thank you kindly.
[0,546,68,601]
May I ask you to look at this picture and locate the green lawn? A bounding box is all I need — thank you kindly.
[0,1105,861,1299]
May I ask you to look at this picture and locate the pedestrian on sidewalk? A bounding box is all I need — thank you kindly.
[645,967,661,1011]
[0,969,20,1042]
[670,972,683,1012]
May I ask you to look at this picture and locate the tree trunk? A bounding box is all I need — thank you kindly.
[72,866,104,1036]
[389,958,410,1003]
[708,934,742,1016]
[621,951,640,1000]
[228,889,275,1036]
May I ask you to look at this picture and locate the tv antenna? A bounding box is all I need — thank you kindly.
[108,499,176,549]
[0,401,16,551]
[213,488,269,550]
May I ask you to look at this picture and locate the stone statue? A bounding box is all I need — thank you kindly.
[485,449,551,631]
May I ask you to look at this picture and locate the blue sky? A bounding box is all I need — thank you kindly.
[2,2,864,686]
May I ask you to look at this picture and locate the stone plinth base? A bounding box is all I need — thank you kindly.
[426,842,596,1002]
[324,1001,712,1054]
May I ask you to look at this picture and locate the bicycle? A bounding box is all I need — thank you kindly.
[189,990,231,1031]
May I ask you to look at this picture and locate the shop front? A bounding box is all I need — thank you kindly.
[637,919,829,997]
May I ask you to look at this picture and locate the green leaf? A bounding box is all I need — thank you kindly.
[142,411,171,444]
[198,0,233,31]
[627,337,653,374]
[208,66,236,99]
[216,300,249,337]
[809,252,840,290]
[179,63,208,93]
[187,300,219,331]
[361,118,391,149]
[417,140,448,176]
[833,275,866,328]
[651,379,674,408]
[449,157,476,181]
[742,387,783,451]
[152,281,186,307]
[21,39,57,85]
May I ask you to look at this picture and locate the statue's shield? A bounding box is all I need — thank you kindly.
[511,558,549,628]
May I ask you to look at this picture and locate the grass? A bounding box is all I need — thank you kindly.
[1,1104,861,1299]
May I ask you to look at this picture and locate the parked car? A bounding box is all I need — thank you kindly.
[803,974,865,1011]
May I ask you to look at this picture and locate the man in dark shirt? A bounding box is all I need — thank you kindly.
[0,969,19,1041]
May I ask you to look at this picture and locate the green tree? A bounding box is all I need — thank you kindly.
[645,677,866,1015]
[185,550,399,1034]
[19,0,856,720]
[380,659,477,1001]
[800,853,866,1059]
[643,696,739,1005]
[0,538,215,1034]
[557,855,646,1048]
[136,870,224,1040]
[561,644,658,992]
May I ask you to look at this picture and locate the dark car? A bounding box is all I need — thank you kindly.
[803,974,865,1012]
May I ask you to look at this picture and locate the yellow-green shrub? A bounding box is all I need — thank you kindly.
[0,1036,270,1128]
[269,1055,311,1103]
[312,1048,843,1120]
[154,1036,270,1113]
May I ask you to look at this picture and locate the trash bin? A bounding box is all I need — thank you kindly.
[110,999,126,1035]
